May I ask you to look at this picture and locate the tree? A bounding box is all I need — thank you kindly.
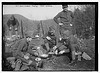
[73,5,95,39]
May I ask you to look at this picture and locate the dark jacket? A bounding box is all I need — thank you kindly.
[7,16,19,28]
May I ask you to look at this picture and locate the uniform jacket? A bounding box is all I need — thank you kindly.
[53,10,74,25]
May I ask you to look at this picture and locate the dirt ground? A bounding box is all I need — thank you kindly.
[39,38,95,71]
[39,56,95,71]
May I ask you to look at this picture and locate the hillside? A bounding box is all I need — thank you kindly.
[3,14,58,37]
[3,14,40,37]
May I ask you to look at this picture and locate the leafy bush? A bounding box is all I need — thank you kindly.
[73,5,95,39]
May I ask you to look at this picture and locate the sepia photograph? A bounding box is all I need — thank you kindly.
[2,2,97,71]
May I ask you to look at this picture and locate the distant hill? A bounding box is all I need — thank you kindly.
[3,14,57,37]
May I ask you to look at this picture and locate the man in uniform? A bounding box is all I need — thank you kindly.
[6,35,36,70]
[43,26,56,49]
[26,35,50,69]
[27,33,49,58]
[53,5,74,44]
[7,15,19,39]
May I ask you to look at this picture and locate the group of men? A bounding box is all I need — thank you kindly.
[4,5,83,71]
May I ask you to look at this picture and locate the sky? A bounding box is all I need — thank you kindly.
[3,5,79,20]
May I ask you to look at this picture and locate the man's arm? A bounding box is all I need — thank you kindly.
[53,12,63,45]
[53,12,61,24]
[15,19,19,27]
[7,19,12,28]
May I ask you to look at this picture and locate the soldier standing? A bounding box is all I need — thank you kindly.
[7,15,19,38]
[53,5,74,44]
